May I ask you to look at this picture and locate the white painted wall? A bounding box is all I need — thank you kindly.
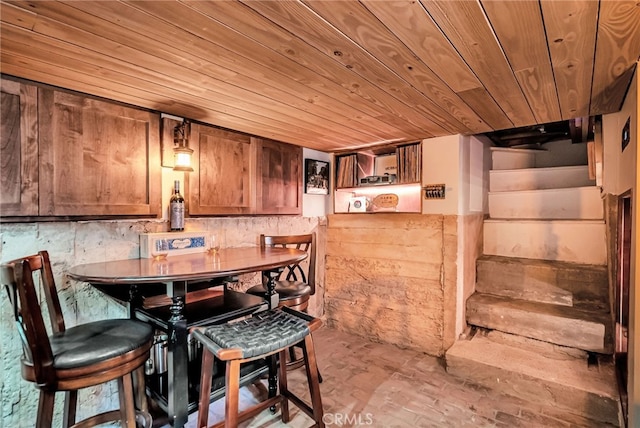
[468,136,490,214]
[421,134,489,216]
[422,134,461,215]
[421,134,489,339]
[603,100,637,197]
[534,139,589,168]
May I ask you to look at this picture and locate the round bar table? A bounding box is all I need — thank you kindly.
[67,246,306,428]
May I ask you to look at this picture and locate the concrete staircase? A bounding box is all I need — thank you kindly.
[446,146,622,426]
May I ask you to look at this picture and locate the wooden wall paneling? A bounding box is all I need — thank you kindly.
[541,0,598,119]
[441,214,460,350]
[254,137,302,215]
[421,0,536,128]
[482,0,562,124]
[325,213,455,355]
[0,77,38,216]
[187,123,254,215]
[38,88,161,216]
[327,225,444,262]
[591,0,640,114]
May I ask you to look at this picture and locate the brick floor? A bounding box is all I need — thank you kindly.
[164,326,616,427]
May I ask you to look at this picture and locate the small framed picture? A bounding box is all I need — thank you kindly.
[304,159,330,195]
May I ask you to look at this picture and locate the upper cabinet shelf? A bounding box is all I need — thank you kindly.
[335,141,422,189]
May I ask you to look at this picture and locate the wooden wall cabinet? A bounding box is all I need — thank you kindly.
[0,78,39,216]
[254,137,302,215]
[1,76,162,219]
[187,123,302,216]
[2,76,301,220]
[187,124,254,215]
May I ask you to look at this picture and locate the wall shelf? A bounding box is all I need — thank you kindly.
[334,183,422,213]
[333,141,422,213]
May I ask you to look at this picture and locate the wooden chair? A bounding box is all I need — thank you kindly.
[246,233,316,313]
[246,233,319,374]
[193,307,324,428]
[0,251,154,428]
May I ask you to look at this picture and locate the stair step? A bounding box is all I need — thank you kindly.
[483,219,606,264]
[490,165,595,191]
[446,330,621,426]
[466,293,612,353]
[476,255,609,307]
[488,186,603,220]
[491,147,538,170]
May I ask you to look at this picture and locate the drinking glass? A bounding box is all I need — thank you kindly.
[151,238,169,260]
[207,230,225,254]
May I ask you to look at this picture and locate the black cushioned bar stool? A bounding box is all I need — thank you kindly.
[193,307,324,428]
[0,251,154,428]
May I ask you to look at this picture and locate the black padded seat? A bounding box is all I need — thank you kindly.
[246,233,316,313]
[50,319,153,369]
[193,308,324,428]
[245,281,311,303]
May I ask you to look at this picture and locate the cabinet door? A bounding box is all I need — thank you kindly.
[38,89,161,216]
[255,138,302,215]
[188,124,254,215]
[0,78,38,216]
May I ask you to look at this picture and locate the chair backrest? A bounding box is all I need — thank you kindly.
[1,250,64,386]
[260,233,316,295]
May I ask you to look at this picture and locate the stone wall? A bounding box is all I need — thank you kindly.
[0,215,325,427]
[325,213,459,357]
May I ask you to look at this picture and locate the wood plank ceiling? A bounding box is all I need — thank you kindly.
[1,0,639,152]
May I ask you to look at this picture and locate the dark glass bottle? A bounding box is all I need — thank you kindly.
[170,180,185,231]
